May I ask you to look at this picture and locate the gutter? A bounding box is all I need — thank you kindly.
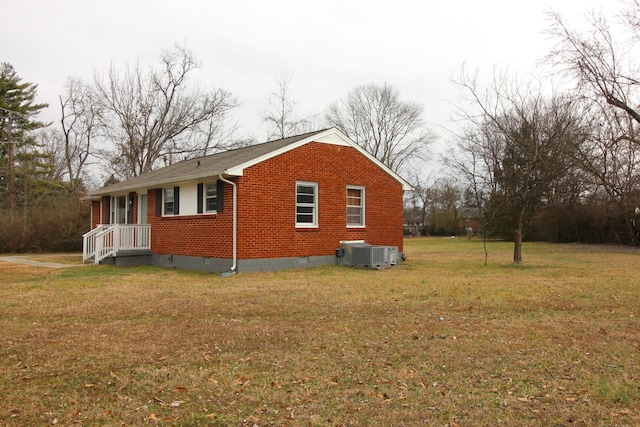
[218,174,237,276]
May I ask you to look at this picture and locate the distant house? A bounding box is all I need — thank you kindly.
[82,128,412,273]
[457,207,482,236]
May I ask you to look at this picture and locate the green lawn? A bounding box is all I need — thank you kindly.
[1,238,639,426]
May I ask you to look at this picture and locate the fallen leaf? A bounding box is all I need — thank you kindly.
[144,413,158,422]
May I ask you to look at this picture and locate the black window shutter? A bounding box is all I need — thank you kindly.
[155,189,162,216]
[173,186,180,215]
[216,180,224,212]
[197,183,204,214]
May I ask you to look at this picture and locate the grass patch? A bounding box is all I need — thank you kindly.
[1,238,639,425]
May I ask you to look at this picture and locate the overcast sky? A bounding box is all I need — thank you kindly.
[4,0,621,149]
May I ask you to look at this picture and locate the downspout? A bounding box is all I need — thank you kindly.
[219,174,237,275]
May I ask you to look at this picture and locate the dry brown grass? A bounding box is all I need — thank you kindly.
[1,238,639,426]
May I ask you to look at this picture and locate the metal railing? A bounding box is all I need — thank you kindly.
[82,224,151,264]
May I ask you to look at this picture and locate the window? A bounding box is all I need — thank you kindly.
[346,186,365,227]
[155,187,179,217]
[205,182,217,212]
[197,181,223,214]
[296,182,318,227]
[164,188,175,215]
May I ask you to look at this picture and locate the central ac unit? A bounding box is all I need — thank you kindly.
[339,241,399,268]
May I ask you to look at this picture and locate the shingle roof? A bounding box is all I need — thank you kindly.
[89,129,329,196]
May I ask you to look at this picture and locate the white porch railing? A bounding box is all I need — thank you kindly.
[82,224,151,264]
[82,224,109,263]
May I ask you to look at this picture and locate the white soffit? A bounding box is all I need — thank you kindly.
[225,127,412,191]
[225,129,347,176]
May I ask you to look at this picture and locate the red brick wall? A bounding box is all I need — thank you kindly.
[236,141,404,259]
[91,201,101,228]
[147,186,234,258]
[141,141,404,260]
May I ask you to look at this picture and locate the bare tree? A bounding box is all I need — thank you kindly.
[94,45,238,178]
[405,169,433,235]
[449,69,586,264]
[578,100,640,243]
[546,3,640,243]
[546,4,640,125]
[406,169,463,236]
[431,178,462,234]
[262,73,315,140]
[54,77,99,192]
[325,83,435,173]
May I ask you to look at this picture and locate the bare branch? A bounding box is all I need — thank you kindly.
[325,83,435,174]
[93,45,239,178]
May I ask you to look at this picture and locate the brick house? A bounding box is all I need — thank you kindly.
[82,128,412,273]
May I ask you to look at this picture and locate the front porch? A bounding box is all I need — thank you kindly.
[82,224,152,265]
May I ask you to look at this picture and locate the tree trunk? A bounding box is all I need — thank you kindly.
[513,209,525,264]
[513,226,523,264]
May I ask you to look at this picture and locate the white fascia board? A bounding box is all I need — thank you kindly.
[324,129,414,192]
[224,129,346,176]
[226,128,414,191]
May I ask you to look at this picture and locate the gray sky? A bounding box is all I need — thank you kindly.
[4,0,619,145]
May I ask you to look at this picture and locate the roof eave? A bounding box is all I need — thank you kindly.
[226,128,413,191]
[87,128,414,195]
[89,169,234,196]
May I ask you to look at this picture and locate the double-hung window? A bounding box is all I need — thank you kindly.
[155,186,179,216]
[346,186,365,227]
[205,182,217,212]
[197,181,223,214]
[296,182,318,227]
[164,188,175,215]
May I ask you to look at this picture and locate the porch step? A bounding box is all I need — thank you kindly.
[98,250,153,267]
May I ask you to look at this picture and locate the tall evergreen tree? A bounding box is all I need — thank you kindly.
[0,63,49,211]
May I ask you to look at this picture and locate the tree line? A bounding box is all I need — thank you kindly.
[2,2,640,261]
[0,46,432,253]
[406,3,640,264]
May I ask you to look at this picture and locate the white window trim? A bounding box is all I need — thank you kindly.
[204,182,218,213]
[163,187,175,216]
[296,181,318,228]
[346,185,366,228]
